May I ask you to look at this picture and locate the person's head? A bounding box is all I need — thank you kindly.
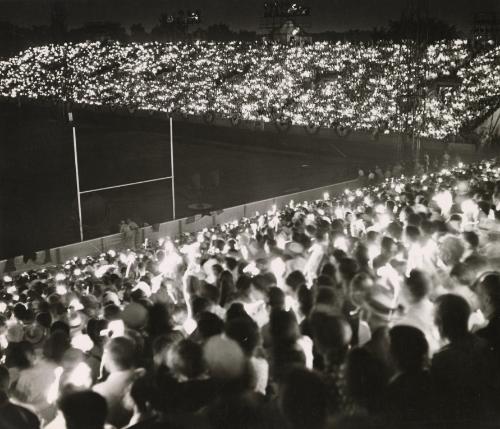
[279,368,328,429]
[450,262,475,289]
[270,310,300,346]
[59,390,107,429]
[462,231,479,252]
[476,272,500,320]
[5,341,35,369]
[285,271,306,295]
[316,275,334,289]
[315,286,339,312]
[404,269,430,304]
[403,225,420,245]
[349,273,374,307]
[298,284,314,318]
[225,317,260,357]
[434,294,470,342]
[218,270,235,307]
[387,221,403,241]
[321,263,336,281]
[235,275,252,296]
[167,339,205,381]
[124,375,155,415]
[43,331,70,364]
[152,332,182,368]
[337,258,359,286]
[86,318,108,345]
[389,325,428,373]
[439,235,465,267]
[380,236,397,257]
[203,335,247,387]
[267,287,285,311]
[36,312,52,329]
[51,320,71,337]
[249,275,268,302]
[345,347,388,413]
[310,312,351,365]
[200,283,221,307]
[195,311,224,341]
[102,336,136,373]
[225,302,248,321]
[191,296,211,319]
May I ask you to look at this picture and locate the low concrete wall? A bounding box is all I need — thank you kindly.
[0,178,360,274]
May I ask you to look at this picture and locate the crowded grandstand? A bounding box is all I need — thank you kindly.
[2,156,500,428]
[1,39,499,139]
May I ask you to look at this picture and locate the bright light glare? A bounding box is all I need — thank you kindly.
[71,333,93,352]
[334,236,348,252]
[66,362,92,388]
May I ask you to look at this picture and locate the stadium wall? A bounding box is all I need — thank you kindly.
[0,178,360,275]
[477,107,500,137]
[184,112,479,157]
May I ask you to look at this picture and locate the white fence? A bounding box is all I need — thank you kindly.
[0,178,359,274]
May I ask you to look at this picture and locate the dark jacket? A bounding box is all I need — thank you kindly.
[0,393,40,429]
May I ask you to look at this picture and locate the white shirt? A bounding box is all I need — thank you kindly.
[250,357,269,395]
[93,369,136,428]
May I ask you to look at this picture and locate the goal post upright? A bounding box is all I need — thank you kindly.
[70,111,177,243]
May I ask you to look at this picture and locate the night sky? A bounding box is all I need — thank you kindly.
[0,0,498,32]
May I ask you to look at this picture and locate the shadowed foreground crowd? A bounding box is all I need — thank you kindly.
[2,158,500,429]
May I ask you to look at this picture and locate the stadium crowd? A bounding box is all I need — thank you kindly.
[1,39,499,139]
[1,155,500,429]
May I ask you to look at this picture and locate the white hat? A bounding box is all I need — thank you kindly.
[102,291,120,306]
[132,281,152,298]
[121,302,148,330]
[204,335,246,380]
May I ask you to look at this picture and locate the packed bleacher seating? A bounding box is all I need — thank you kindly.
[1,40,499,139]
[2,155,500,428]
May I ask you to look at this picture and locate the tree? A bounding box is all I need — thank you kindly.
[376,15,458,41]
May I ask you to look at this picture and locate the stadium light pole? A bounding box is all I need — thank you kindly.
[170,116,176,219]
[69,111,84,242]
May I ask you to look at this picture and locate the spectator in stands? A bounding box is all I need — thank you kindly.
[346,272,373,346]
[0,365,40,429]
[126,219,140,248]
[4,157,500,428]
[432,294,494,425]
[267,310,310,381]
[4,340,34,390]
[120,221,135,250]
[14,331,69,422]
[226,316,268,395]
[310,312,352,413]
[279,368,329,429]
[123,375,158,428]
[93,336,142,428]
[345,347,388,416]
[284,271,307,319]
[58,390,107,429]
[394,269,440,353]
[383,325,432,428]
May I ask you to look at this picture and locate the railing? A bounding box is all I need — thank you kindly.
[0,178,360,274]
